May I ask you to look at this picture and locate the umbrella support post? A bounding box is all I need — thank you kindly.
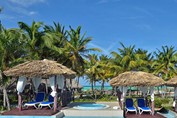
[151,101,154,115]
[18,93,22,111]
[123,101,126,118]
[54,75,57,112]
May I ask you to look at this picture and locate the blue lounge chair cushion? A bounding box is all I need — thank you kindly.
[127,107,136,110]
[125,98,137,114]
[140,107,151,111]
[39,101,53,105]
[137,98,152,114]
[38,95,54,109]
[24,92,45,109]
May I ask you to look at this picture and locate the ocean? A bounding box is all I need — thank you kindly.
[82,86,112,91]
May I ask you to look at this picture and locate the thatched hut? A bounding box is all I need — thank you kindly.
[4,59,76,78]
[110,71,165,115]
[3,59,76,112]
[110,71,164,87]
[166,76,177,111]
[166,77,177,87]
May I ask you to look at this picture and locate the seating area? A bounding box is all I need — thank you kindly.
[125,98,137,114]
[24,92,45,109]
[125,98,152,115]
[24,92,54,109]
[38,95,54,109]
[137,98,152,114]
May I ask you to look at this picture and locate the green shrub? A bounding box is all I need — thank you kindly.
[0,106,7,111]
[155,97,170,108]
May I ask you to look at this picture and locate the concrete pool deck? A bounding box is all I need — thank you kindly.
[1,102,166,118]
[61,102,123,117]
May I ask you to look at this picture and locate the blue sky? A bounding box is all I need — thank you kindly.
[1,0,177,86]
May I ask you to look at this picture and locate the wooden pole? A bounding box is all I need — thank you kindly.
[123,101,126,118]
[18,93,22,111]
[53,75,57,112]
[150,87,154,115]
[151,101,154,115]
[174,87,177,111]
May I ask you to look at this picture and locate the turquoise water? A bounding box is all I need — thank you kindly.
[82,86,174,91]
[159,111,176,118]
[64,116,123,118]
[0,116,53,118]
[73,103,109,110]
[82,86,112,91]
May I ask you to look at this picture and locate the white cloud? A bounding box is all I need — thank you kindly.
[8,5,38,16]
[97,0,120,4]
[136,24,152,30]
[97,0,108,4]
[120,16,144,20]
[29,11,37,15]
[134,7,153,17]
[8,0,46,7]
[1,14,15,20]
[88,42,118,56]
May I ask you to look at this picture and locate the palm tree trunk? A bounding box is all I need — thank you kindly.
[77,76,80,88]
[101,80,105,94]
[91,80,94,96]
[3,87,6,107]
[3,86,10,110]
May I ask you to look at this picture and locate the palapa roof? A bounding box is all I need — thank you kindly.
[3,59,76,78]
[166,76,177,87]
[110,71,165,87]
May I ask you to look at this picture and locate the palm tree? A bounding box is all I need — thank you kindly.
[43,22,67,60]
[0,6,3,31]
[0,27,25,110]
[152,46,177,80]
[112,42,151,72]
[97,55,114,92]
[134,48,153,72]
[65,26,100,86]
[18,21,44,60]
[85,54,100,95]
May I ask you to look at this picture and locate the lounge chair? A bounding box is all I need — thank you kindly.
[125,98,137,114]
[24,92,45,109]
[38,95,54,109]
[137,98,152,114]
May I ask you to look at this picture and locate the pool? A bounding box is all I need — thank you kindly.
[159,110,177,118]
[63,116,123,118]
[73,103,109,110]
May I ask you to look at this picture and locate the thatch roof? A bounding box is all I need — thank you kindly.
[166,76,177,87]
[3,59,76,78]
[110,71,165,87]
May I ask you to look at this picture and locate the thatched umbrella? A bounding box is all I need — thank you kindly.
[110,71,164,87]
[110,71,165,116]
[4,59,76,78]
[166,77,177,87]
[166,76,177,111]
[3,59,76,112]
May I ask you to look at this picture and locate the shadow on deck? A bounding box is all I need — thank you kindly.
[125,112,165,118]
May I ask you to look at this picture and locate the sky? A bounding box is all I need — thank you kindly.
[1,0,177,86]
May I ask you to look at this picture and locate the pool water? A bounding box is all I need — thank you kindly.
[73,103,109,110]
[159,110,176,118]
[63,116,123,118]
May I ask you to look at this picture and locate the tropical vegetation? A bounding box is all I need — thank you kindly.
[0,21,177,110]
